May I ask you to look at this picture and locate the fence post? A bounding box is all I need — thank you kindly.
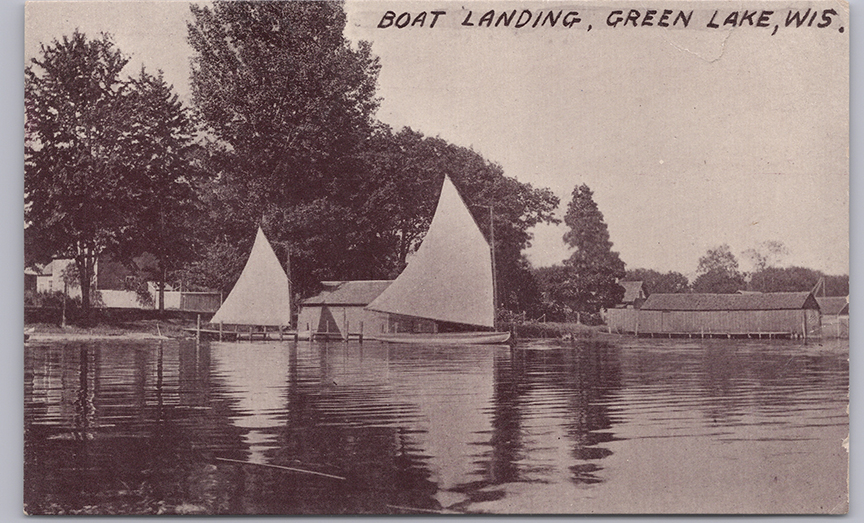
[196,314,201,342]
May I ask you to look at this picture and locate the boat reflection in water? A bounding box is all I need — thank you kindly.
[24,337,848,514]
[210,342,292,464]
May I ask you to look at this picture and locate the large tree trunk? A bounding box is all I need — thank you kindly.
[75,254,93,326]
[158,265,165,316]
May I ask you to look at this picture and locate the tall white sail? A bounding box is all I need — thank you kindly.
[210,227,292,326]
[366,175,495,328]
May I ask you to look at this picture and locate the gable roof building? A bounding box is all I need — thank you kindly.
[631,291,820,338]
[617,281,647,308]
[303,280,393,307]
[815,296,849,316]
[298,280,393,340]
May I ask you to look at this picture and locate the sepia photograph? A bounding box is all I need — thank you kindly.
[23,0,848,515]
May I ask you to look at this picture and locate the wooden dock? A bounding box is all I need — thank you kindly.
[185,316,363,343]
[309,331,364,342]
[635,331,796,340]
[184,318,298,342]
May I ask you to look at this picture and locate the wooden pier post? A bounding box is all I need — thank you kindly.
[219,322,223,342]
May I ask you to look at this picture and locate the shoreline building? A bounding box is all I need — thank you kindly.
[297,280,393,341]
[609,291,821,339]
[816,296,849,339]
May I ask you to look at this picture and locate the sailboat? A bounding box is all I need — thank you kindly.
[209,227,293,333]
[365,175,511,344]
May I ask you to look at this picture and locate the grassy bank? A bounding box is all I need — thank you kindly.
[26,318,193,340]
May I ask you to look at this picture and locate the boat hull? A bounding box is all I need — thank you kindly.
[376,331,511,345]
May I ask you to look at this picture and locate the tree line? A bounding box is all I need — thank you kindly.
[530,188,847,323]
[25,1,847,325]
[25,1,559,322]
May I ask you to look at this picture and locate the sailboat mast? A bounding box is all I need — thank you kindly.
[489,205,498,321]
[285,245,293,324]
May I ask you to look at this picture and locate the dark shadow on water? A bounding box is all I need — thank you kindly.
[457,340,623,496]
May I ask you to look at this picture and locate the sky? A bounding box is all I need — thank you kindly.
[24,0,850,278]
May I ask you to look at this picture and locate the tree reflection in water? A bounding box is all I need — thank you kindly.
[458,341,623,506]
[24,337,847,514]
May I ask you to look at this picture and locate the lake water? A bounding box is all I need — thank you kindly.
[24,336,848,514]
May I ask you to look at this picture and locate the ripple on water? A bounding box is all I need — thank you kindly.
[24,337,848,514]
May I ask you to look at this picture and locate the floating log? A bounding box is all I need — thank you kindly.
[386,504,457,514]
[214,457,346,480]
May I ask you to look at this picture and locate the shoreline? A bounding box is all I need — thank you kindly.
[26,332,178,342]
[24,320,193,342]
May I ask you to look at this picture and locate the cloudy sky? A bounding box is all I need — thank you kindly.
[25,1,850,277]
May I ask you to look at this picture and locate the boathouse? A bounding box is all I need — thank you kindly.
[816,296,849,339]
[619,281,647,308]
[298,280,392,340]
[633,292,821,338]
[605,281,648,333]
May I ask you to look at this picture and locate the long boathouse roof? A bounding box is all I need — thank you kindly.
[641,292,819,311]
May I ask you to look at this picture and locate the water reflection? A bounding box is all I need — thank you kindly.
[24,337,848,514]
[211,343,291,464]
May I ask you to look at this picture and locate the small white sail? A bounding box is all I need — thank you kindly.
[366,175,495,328]
[210,227,292,326]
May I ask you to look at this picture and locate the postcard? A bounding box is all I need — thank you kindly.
[24,0,848,514]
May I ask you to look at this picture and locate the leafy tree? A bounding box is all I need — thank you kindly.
[692,269,746,294]
[748,266,849,296]
[463,169,559,314]
[187,0,381,296]
[122,68,203,312]
[696,244,740,275]
[823,274,849,296]
[187,0,380,210]
[25,31,138,319]
[360,127,448,274]
[692,244,745,293]
[549,184,625,315]
[186,3,560,305]
[534,264,578,321]
[27,31,204,318]
[749,266,818,293]
[623,268,690,294]
[742,240,788,272]
[361,126,559,311]
[177,235,248,294]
